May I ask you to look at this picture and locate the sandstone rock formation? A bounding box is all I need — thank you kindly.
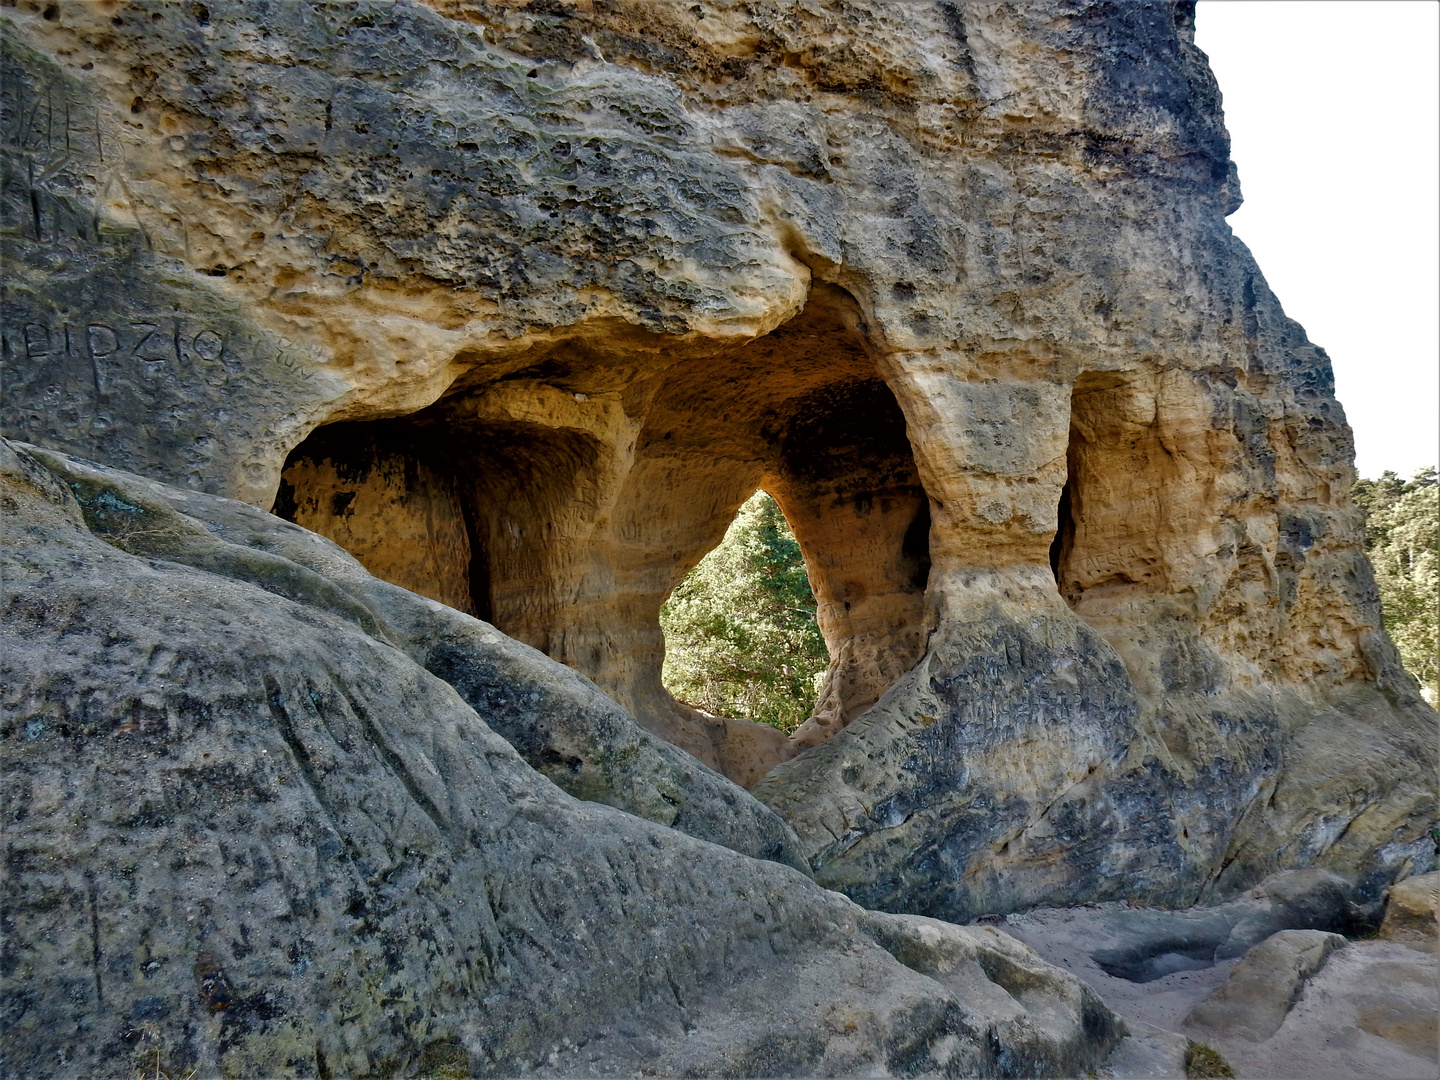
[1,438,1127,1078]
[1378,870,1440,948]
[1,0,1434,1002]
[1182,928,1347,1043]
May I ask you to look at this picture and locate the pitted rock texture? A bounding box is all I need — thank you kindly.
[1,439,1125,1079]
[18,441,810,874]
[1,0,1435,927]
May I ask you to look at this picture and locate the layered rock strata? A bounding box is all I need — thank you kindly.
[2,0,1434,931]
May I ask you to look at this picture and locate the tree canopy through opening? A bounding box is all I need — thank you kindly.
[660,492,829,732]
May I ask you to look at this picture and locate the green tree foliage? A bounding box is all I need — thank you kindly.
[1353,467,1438,702]
[660,491,829,732]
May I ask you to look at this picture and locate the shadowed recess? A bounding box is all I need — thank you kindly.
[274,288,933,786]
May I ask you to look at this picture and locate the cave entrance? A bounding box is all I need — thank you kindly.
[273,285,932,785]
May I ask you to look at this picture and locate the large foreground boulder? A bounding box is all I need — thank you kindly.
[1,439,1125,1077]
[18,441,808,874]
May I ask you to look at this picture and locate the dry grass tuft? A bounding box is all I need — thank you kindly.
[1185,1039,1236,1078]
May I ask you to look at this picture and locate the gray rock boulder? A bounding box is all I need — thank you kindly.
[18,441,808,873]
[1182,929,1347,1043]
[1,438,1123,1078]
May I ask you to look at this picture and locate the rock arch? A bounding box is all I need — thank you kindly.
[276,284,933,786]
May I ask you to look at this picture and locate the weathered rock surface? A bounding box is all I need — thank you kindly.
[1,438,1126,1078]
[1000,869,1369,998]
[1,0,1435,962]
[997,895,1438,1080]
[1097,1020,1189,1080]
[1082,869,1362,978]
[1182,929,1347,1042]
[18,440,809,873]
[1378,870,1440,948]
[1200,938,1438,1079]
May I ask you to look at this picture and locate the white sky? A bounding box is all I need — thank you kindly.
[1194,1,1439,480]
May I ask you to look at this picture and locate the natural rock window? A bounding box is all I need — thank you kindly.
[658,489,829,734]
[272,286,933,786]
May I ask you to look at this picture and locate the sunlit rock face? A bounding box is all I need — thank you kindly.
[3,0,1433,928]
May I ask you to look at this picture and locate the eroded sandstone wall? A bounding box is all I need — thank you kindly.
[1,438,1127,1079]
[2,0,1433,920]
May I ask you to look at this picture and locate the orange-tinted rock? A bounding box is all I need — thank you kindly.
[1379,871,1440,948]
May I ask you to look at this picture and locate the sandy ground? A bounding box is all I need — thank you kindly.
[991,906,1438,1080]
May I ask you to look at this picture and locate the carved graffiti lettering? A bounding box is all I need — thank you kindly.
[128,323,175,363]
[2,66,110,246]
[41,187,94,245]
[85,324,118,358]
[129,323,159,359]
[3,314,251,394]
[1074,543,1157,580]
[86,324,118,395]
[192,330,223,362]
[24,324,51,357]
[3,73,106,161]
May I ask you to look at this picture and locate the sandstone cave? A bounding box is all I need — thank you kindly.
[5,3,1435,1076]
[273,286,932,785]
